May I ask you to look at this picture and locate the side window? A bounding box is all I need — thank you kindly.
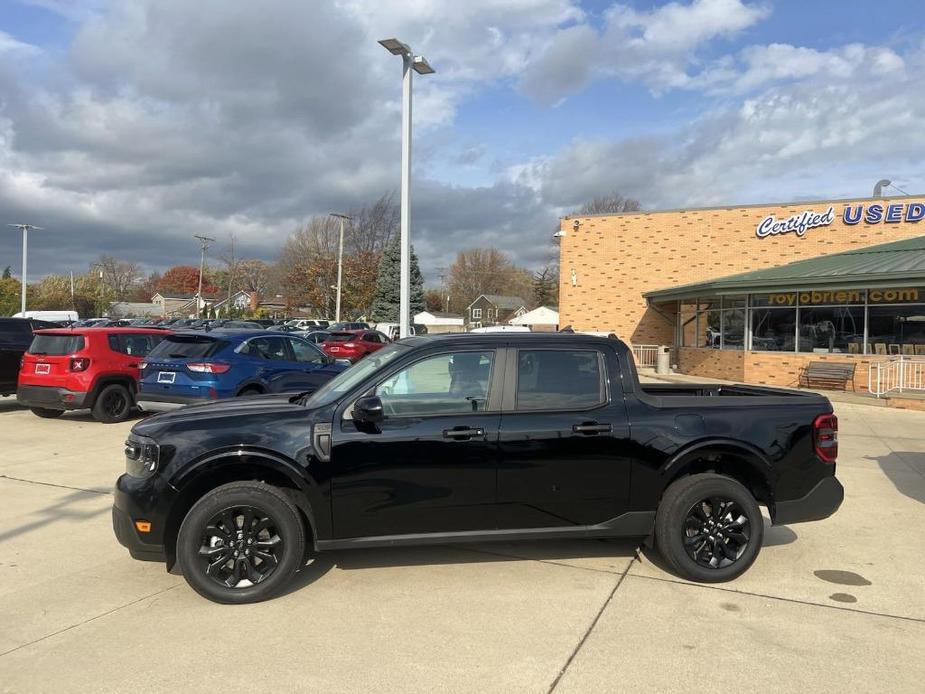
[108,334,156,356]
[516,350,605,411]
[375,351,494,416]
[247,337,289,361]
[364,332,380,343]
[289,338,325,363]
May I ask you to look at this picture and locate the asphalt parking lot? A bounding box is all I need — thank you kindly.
[1,395,924,693]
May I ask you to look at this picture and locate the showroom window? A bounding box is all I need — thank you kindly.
[750,307,796,352]
[797,306,865,354]
[868,305,925,355]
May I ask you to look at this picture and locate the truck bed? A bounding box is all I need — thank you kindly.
[638,382,829,408]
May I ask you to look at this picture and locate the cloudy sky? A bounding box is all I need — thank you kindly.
[1,0,924,283]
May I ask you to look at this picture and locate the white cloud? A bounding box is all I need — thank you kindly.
[0,30,40,56]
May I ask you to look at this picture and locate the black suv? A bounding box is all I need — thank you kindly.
[0,317,61,396]
[114,333,843,603]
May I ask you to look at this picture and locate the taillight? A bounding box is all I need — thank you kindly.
[70,357,91,372]
[343,343,355,348]
[813,413,838,463]
[187,362,231,374]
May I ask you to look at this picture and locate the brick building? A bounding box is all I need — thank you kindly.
[557,195,925,391]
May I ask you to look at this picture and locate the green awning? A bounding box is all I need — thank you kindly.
[644,236,925,302]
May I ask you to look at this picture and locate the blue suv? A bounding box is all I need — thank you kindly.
[136,330,348,412]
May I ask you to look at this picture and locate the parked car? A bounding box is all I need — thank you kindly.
[135,330,349,412]
[17,327,168,422]
[319,330,389,362]
[294,330,330,344]
[13,310,79,323]
[328,321,371,331]
[0,318,62,396]
[374,323,428,341]
[113,332,843,603]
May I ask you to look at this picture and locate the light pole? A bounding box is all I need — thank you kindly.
[7,223,43,315]
[193,234,215,316]
[379,38,435,338]
[329,213,352,323]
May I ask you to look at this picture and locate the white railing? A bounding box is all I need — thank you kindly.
[868,356,925,397]
[632,345,660,367]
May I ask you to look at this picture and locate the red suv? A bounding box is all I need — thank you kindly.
[17,328,167,422]
[319,330,389,363]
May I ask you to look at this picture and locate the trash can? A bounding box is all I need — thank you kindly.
[656,346,670,375]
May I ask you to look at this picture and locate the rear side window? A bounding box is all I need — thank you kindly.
[516,350,605,411]
[29,334,86,356]
[326,333,355,342]
[0,319,32,342]
[107,334,163,356]
[147,335,223,359]
[244,336,290,361]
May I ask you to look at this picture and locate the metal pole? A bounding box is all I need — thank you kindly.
[21,226,27,314]
[399,53,412,338]
[336,216,345,323]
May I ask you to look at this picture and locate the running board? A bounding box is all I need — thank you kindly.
[316,511,656,551]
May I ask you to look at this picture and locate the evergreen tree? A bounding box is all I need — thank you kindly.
[1,266,11,279]
[371,234,424,322]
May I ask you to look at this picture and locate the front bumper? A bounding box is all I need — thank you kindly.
[773,476,844,525]
[17,384,88,410]
[113,474,173,563]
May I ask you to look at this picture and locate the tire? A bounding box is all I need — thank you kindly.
[31,407,64,419]
[176,481,305,604]
[655,473,763,583]
[91,383,133,423]
[237,386,263,397]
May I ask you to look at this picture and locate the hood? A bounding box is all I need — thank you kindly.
[131,392,306,436]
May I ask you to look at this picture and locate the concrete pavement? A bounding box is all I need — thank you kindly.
[0,396,923,693]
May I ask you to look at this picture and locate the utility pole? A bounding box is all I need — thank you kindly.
[329,213,352,323]
[193,234,215,317]
[7,223,43,315]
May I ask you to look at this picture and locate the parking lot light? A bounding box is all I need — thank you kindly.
[7,223,43,314]
[378,38,435,338]
[329,213,352,323]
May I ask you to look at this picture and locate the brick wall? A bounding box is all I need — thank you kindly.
[558,196,925,346]
[678,348,745,381]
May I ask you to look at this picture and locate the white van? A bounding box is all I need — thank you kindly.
[13,310,78,323]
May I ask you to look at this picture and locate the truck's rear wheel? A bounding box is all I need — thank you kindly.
[655,473,763,583]
[177,481,305,604]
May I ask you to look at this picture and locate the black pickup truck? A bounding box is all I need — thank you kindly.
[114,333,843,603]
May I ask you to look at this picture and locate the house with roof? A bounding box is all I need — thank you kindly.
[466,294,527,329]
[414,310,465,334]
[151,292,219,318]
[509,305,559,332]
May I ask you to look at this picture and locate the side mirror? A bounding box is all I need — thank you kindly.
[354,396,384,424]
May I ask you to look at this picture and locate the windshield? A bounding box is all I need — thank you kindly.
[304,342,410,408]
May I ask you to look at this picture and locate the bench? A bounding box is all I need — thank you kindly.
[800,361,856,391]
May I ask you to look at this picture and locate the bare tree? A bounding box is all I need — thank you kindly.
[96,255,142,301]
[238,259,271,295]
[345,192,399,256]
[576,192,642,215]
[446,248,533,313]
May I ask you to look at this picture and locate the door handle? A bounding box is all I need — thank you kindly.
[572,422,612,434]
[443,427,485,440]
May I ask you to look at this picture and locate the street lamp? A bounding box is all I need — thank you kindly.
[6,223,43,315]
[379,38,435,338]
[329,213,352,323]
[193,234,215,316]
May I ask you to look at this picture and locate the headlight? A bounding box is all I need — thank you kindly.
[124,436,160,478]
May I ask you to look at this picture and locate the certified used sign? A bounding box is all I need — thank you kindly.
[756,207,834,238]
[756,200,925,239]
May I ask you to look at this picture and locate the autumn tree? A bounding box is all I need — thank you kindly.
[0,276,21,315]
[424,288,446,313]
[156,266,216,295]
[446,248,532,313]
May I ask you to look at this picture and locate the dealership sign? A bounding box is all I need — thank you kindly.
[756,201,925,238]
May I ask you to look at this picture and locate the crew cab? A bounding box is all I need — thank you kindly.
[18,327,166,422]
[320,330,389,362]
[0,317,62,396]
[113,333,843,603]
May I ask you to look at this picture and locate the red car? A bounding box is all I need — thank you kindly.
[320,329,389,363]
[17,327,167,423]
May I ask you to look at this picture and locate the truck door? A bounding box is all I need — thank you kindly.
[496,346,633,528]
[329,348,502,538]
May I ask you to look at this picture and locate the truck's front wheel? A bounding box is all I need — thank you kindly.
[655,473,763,583]
[177,481,305,603]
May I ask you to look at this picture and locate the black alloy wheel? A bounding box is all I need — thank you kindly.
[654,473,763,583]
[198,505,284,589]
[177,481,305,603]
[681,497,751,569]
